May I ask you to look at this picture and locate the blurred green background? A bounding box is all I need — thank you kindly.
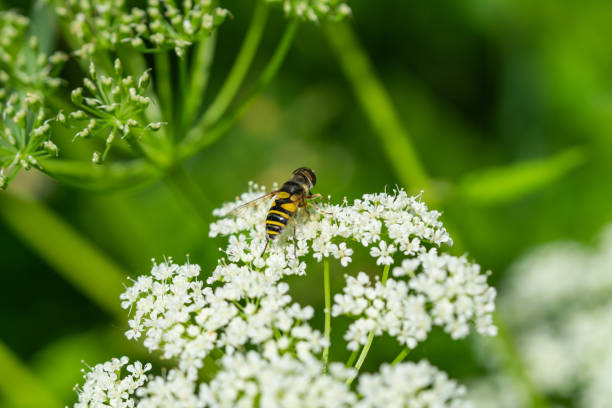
[1,0,612,407]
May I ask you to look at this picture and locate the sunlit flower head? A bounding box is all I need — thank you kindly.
[74,186,494,407]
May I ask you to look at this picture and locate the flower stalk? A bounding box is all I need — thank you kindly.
[323,259,332,371]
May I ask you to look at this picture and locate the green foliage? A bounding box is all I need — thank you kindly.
[456,147,586,206]
[0,0,610,407]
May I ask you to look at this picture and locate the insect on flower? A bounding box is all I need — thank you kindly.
[228,167,325,257]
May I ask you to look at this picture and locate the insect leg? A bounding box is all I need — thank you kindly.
[261,239,269,257]
[306,199,332,216]
[293,221,298,260]
[307,193,327,201]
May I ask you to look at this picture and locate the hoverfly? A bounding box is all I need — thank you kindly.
[229,167,324,257]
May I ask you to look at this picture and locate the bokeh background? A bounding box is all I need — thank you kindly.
[1,0,612,407]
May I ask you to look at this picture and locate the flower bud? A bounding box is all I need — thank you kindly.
[114,58,122,76]
[89,61,96,80]
[43,140,59,156]
[137,70,151,89]
[71,87,83,104]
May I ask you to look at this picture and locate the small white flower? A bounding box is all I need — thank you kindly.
[369,240,396,265]
[357,360,471,408]
[332,242,354,266]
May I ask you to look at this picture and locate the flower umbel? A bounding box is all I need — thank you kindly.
[62,60,163,164]
[0,11,67,93]
[74,187,494,407]
[0,92,57,189]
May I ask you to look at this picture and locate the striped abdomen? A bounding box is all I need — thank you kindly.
[265,190,298,240]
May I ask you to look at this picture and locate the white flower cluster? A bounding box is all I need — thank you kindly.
[267,0,352,22]
[332,272,430,350]
[210,185,452,268]
[212,185,495,351]
[73,356,150,408]
[469,223,612,408]
[357,361,471,408]
[73,187,490,407]
[332,249,496,351]
[0,11,68,93]
[120,259,326,379]
[52,0,227,57]
[126,0,229,58]
[200,348,356,407]
[75,346,470,408]
[61,60,163,164]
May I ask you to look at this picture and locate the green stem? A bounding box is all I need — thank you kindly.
[492,313,552,408]
[183,32,217,129]
[154,51,174,136]
[0,193,127,319]
[164,164,213,223]
[381,264,390,284]
[345,349,359,368]
[322,260,332,371]
[391,347,410,365]
[344,264,390,383]
[200,0,268,127]
[323,22,430,196]
[0,340,63,408]
[347,331,375,385]
[176,56,188,138]
[40,158,159,192]
[179,20,298,160]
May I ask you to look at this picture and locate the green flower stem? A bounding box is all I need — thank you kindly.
[174,56,189,140]
[347,331,375,385]
[391,347,410,365]
[154,51,174,137]
[323,22,431,196]
[0,193,127,319]
[0,340,63,408]
[164,164,213,223]
[183,32,217,129]
[322,260,332,371]
[179,20,298,160]
[40,159,160,191]
[345,264,391,384]
[492,313,552,408]
[345,349,359,368]
[199,0,268,128]
[381,263,390,284]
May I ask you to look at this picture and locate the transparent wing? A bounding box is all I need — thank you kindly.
[224,191,278,216]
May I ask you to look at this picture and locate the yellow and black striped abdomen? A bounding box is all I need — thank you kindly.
[266,191,298,240]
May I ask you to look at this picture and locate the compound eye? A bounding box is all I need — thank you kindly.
[306,169,316,187]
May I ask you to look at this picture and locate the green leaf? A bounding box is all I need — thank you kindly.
[0,193,128,319]
[0,340,63,408]
[323,22,430,195]
[30,328,145,404]
[456,147,586,205]
[40,159,160,192]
